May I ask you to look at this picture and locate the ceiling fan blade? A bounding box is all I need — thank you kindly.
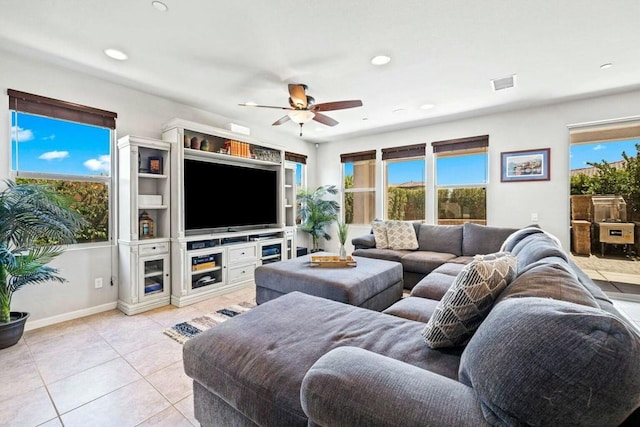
[272,115,291,126]
[288,84,308,109]
[239,103,292,110]
[313,112,339,127]
[313,100,363,112]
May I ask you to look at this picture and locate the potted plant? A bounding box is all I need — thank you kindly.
[0,179,86,349]
[297,185,340,252]
[336,220,350,260]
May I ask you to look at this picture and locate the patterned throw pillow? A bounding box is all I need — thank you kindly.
[422,254,517,348]
[386,220,419,250]
[371,220,389,249]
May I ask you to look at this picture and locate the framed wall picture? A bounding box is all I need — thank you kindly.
[500,148,550,182]
[148,156,163,174]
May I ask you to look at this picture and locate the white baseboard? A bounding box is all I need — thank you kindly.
[25,302,118,331]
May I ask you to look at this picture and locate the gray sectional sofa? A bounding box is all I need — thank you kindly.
[183,224,640,426]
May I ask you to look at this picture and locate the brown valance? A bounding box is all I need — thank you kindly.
[381,143,426,160]
[340,150,376,163]
[569,123,640,145]
[431,134,489,153]
[284,151,307,164]
[8,89,117,129]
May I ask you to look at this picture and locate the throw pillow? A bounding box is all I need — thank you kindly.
[386,220,419,250]
[421,254,517,348]
[473,251,511,261]
[371,220,389,249]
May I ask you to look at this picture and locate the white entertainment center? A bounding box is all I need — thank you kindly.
[116,119,298,313]
[163,119,295,307]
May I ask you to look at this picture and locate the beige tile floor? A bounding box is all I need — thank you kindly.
[2,278,640,427]
[0,285,256,427]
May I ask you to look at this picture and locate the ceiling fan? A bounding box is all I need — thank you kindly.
[239,84,363,136]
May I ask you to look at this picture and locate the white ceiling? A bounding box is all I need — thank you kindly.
[2,0,639,143]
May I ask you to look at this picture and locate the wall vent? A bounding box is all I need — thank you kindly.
[491,74,516,91]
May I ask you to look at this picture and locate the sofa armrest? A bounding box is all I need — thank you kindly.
[351,233,376,249]
[300,346,489,427]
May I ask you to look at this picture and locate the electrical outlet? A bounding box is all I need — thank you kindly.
[531,213,539,222]
[94,277,103,289]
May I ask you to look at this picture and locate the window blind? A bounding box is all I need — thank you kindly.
[431,135,489,153]
[381,143,426,160]
[284,151,307,164]
[8,89,117,129]
[340,150,376,163]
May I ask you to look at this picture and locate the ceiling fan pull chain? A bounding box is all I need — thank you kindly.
[299,123,303,137]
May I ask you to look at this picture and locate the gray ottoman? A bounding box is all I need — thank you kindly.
[255,252,403,311]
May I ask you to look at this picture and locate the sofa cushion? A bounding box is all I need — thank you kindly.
[383,296,440,323]
[459,297,640,426]
[400,251,457,275]
[497,261,599,308]
[371,220,390,249]
[352,248,409,263]
[410,263,465,300]
[462,223,518,256]
[417,224,463,256]
[421,254,517,348]
[386,220,419,250]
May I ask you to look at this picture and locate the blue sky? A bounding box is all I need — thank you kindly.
[570,139,639,170]
[11,112,111,176]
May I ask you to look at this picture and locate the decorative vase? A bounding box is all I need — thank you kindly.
[339,244,347,260]
[0,312,30,349]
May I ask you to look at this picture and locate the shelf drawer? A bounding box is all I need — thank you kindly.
[228,244,257,263]
[228,263,256,284]
[139,242,169,256]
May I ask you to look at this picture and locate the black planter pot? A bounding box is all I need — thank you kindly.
[0,312,30,349]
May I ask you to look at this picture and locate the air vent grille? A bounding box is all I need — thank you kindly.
[491,75,516,91]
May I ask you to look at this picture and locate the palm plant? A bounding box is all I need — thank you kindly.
[297,185,340,252]
[0,179,86,324]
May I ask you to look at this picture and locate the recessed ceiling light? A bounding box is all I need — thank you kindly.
[600,63,613,69]
[392,108,408,114]
[104,48,128,61]
[152,1,168,12]
[420,104,435,110]
[371,55,391,66]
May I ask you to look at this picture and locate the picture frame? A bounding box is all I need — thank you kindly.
[148,156,163,174]
[500,148,550,182]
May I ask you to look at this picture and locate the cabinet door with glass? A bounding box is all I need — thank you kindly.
[139,252,170,301]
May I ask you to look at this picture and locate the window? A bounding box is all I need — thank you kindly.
[569,120,640,224]
[432,135,488,225]
[285,151,307,225]
[341,150,376,225]
[382,144,426,221]
[9,90,117,244]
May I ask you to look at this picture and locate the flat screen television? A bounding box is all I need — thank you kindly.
[183,158,280,234]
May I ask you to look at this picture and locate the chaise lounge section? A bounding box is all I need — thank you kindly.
[183,224,640,426]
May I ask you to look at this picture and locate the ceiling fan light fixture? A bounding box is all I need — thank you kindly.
[288,110,315,124]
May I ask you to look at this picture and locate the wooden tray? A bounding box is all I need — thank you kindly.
[309,255,357,268]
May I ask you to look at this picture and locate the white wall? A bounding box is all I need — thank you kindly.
[0,50,312,328]
[3,48,639,327]
[316,90,640,254]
